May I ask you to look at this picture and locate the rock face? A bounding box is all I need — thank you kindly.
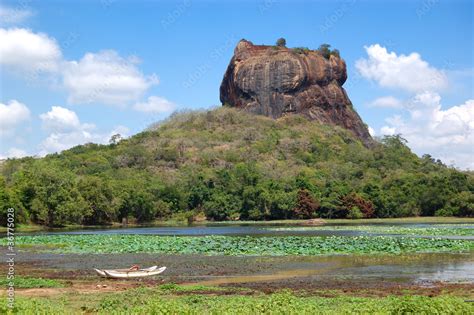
[220,40,373,146]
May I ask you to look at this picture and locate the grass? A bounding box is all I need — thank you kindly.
[0,224,46,233]
[9,234,474,255]
[0,277,63,289]
[157,283,248,293]
[3,288,473,314]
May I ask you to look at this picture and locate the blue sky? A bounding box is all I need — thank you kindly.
[0,0,473,168]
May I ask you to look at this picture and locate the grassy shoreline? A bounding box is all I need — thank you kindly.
[3,286,473,314]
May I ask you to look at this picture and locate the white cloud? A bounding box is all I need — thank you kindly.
[106,125,130,142]
[0,28,62,74]
[380,93,474,169]
[38,106,129,155]
[40,130,96,154]
[0,100,31,137]
[0,147,28,159]
[368,126,375,137]
[380,126,396,136]
[63,50,159,105]
[40,106,86,132]
[1,28,171,110]
[356,44,447,93]
[133,96,176,113]
[368,96,403,109]
[358,44,472,169]
[0,5,34,25]
[39,126,129,155]
[0,28,161,106]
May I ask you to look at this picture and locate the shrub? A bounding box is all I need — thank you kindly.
[155,200,172,219]
[276,37,286,47]
[292,47,310,54]
[330,49,340,58]
[341,192,375,218]
[318,43,331,59]
[347,206,363,219]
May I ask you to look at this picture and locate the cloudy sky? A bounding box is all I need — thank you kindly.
[0,0,472,168]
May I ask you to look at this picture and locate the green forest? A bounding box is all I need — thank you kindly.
[1,107,473,227]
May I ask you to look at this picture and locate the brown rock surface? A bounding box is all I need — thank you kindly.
[220,39,373,146]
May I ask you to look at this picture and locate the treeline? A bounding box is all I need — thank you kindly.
[1,108,473,226]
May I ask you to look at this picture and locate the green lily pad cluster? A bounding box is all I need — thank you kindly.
[11,234,474,256]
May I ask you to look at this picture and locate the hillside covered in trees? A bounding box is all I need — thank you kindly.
[1,108,473,227]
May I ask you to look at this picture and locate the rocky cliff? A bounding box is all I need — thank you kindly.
[220,39,373,146]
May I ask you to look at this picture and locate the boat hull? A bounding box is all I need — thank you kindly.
[103,266,166,278]
[95,265,160,278]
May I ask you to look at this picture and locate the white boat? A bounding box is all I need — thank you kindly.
[94,265,163,278]
[103,266,166,279]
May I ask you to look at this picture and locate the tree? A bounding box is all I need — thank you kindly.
[156,184,188,213]
[187,175,212,210]
[1,107,474,227]
[276,38,286,47]
[203,191,242,221]
[341,192,375,218]
[318,44,331,59]
[318,180,349,218]
[109,134,123,145]
[293,189,320,219]
[119,191,156,223]
[418,173,452,216]
[154,200,172,219]
[262,187,296,220]
[438,191,474,217]
[362,183,389,217]
[78,176,117,225]
[0,176,11,226]
[240,185,264,220]
[28,165,89,227]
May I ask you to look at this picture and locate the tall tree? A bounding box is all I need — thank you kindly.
[293,189,320,219]
[79,176,117,225]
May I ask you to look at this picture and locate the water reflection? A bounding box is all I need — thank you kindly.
[178,253,474,286]
[273,253,474,285]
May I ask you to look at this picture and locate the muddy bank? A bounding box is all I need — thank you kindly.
[5,247,473,295]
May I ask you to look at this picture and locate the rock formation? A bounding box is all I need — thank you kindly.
[220,39,373,146]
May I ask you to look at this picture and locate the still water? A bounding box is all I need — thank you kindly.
[27,223,474,240]
[14,223,474,286]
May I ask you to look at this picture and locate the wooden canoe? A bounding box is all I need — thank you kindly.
[103,266,166,278]
[94,265,160,277]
